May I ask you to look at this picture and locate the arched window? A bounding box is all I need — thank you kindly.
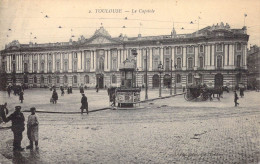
[73,75,77,83]
[153,58,159,70]
[24,63,28,72]
[165,58,170,71]
[177,58,181,69]
[64,75,68,83]
[64,61,68,71]
[112,75,117,83]
[86,60,91,71]
[237,55,241,67]
[199,45,204,53]
[217,56,222,68]
[34,76,37,83]
[41,62,44,71]
[112,59,117,70]
[33,63,37,72]
[85,75,89,84]
[40,76,44,83]
[199,57,203,68]
[188,73,193,83]
[49,62,52,72]
[176,74,181,83]
[73,61,77,71]
[56,76,60,83]
[188,57,193,69]
[99,57,104,71]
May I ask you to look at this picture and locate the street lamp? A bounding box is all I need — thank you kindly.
[158,61,164,97]
[174,63,177,94]
[170,59,173,95]
[145,49,148,100]
[131,49,138,87]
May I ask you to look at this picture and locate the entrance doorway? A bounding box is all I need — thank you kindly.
[96,74,104,88]
[163,74,171,88]
[214,73,223,88]
[152,74,159,88]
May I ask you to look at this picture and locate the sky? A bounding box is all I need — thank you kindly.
[0,0,259,50]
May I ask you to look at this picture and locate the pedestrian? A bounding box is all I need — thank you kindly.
[67,87,70,94]
[234,91,239,107]
[61,87,65,96]
[0,103,9,123]
[7,86,11,97]
[0,106,25,151]
[70,86,73,94]
[19,91,24,103]
[80,86,84,94]
[26,107,39,149]
[240,88,244,98]
[96,85,99,93]
[80,94,88,114]
[52,89,58,104]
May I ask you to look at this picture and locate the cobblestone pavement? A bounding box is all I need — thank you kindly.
[0,90,259,163]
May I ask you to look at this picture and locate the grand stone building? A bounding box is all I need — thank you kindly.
[0,22,249,89]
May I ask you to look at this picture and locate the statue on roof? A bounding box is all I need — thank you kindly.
[93,26,111,37]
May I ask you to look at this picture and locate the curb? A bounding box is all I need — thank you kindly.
[139,93,184,103]
[22,93,184,114]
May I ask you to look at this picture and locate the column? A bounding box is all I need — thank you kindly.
[194,46,198,69]
[243,44,247,68]
[160,47,163,63]
[211,45,215,67]
[6,55,10,73]
[93,50,96,70]
[229,44,233,66]
[182,46,186,70]
[117,49,120,71]
[16,54,19,72]
[224,45,228,67]
[76,51,82,72]
[38,54,40,73]
[44,53,48,73]
[108,50,111,71]
[104,50,107,71]
[52,53,55,73]
[60,53,63,73]
[171,46,175,70]
[69,52,72,72]
[29,54,33,73]
[20,54,23,72]
[149,48,153,71]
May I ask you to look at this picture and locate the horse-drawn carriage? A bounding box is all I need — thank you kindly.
[184,84,224,101]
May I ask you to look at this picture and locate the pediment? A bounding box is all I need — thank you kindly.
[85,36,121,45]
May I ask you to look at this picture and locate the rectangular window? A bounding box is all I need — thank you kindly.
[188,58,193,68]
[187,46,194,54]
[165,48,170,54]
[199,45,204,53]
[177,47,182,54]
[216,44,223,52]
[177,58,181,68]
[237,43,242,51]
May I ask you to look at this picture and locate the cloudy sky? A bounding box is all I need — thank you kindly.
[0,0,259,50]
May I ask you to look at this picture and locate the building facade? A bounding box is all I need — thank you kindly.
[247,45,260,89]
[0,22,249,89]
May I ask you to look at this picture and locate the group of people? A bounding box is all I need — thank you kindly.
[0,104,39,151]
[7,85,24,103]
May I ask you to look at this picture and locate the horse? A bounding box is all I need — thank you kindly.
[207,87,223,101]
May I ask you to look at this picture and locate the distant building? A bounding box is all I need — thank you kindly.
[247,45,260,89]
[0,22,248,89]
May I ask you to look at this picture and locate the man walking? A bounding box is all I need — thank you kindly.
[234,91,239,107]
[52,89,58,104]
[1,106,25,151]
[19,91,24,103]
[80,94,88,114]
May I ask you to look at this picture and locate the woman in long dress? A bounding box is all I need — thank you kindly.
[26,107,39,149]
